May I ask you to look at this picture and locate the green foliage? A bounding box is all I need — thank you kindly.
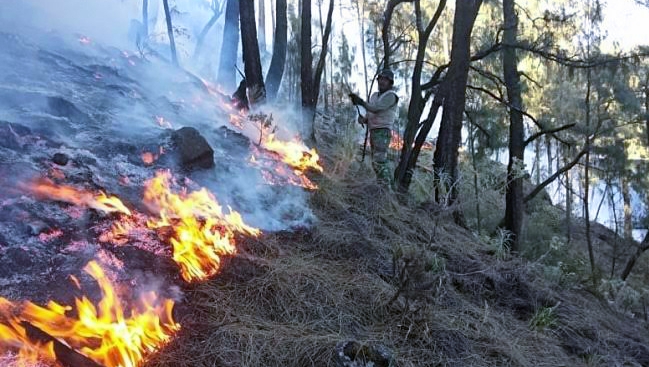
[482,228,512,260]
[529,306,557,331]
[598,278,643,313]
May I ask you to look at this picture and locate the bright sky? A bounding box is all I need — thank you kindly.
[601,0,649,51]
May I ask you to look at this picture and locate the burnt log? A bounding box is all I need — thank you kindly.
[22,321,103,367]
[170,126,215,170]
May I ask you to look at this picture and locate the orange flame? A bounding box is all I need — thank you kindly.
[0,261,179,367]
[143,171,260,282]
[141,152,157,166]
[23,178,131,216]
[389,131,434,151]
[260,134,323,173]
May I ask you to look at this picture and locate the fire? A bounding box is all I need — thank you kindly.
[389,131,434,151]
[141,152,157,166]
[260,134,323,173]
[22,178,131,216]
[0,261,179,367]
[143,171,260,282]
[249,146,319,190]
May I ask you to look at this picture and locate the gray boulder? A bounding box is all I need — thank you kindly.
[171,126,215,170]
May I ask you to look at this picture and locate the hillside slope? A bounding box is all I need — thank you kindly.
[149,134,649,367]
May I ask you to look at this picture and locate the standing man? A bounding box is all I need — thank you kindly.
[349,68,399,186]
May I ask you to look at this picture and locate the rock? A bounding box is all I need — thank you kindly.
[52,152,69,166]
[334,340,396,367]
[171,126,214,170]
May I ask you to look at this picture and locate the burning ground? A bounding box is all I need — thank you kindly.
[0,28,320,367]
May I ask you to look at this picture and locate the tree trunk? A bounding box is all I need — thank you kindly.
[300,0,314,135]
[584,65,595,284]
[565,146,573,243]
[194,3,224,59]
[502,0,524,252]
[218,0,241,92]
[163,0,179,66]
[622,176,633,241]
[258,0,267,53]
[240,0,266,105]
[265,0,287,100]
[300,0,334,139]
[433,0,482,220]
[142,0,149,38]
[394,0,446,192]
[621,234,649,281]
[382,0,415,69]
[356,0,369,97]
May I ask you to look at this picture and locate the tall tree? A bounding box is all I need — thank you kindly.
[300,0,334,139]
[194,0,226,59]
[142,0,149,38]
[162,0,179,67]
[240,0,266,104]
[265,0,287,101]
[393,0,447,192]
[502,0,525,252]
[218,0,241,91]
[433,0,483,220]
[258,0,267,54]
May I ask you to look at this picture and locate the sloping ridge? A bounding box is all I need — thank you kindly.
[148,171,649,367]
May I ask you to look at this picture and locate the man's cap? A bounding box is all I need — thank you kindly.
[378,68,394,82]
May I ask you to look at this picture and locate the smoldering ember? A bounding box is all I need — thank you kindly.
[0,22,320,367]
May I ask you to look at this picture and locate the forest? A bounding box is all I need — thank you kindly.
[1,0,649,366]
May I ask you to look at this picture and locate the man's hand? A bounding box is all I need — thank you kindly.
[349,93,363,106]
[357,115,367,126]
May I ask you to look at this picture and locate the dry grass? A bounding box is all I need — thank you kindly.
[147,128,649,367]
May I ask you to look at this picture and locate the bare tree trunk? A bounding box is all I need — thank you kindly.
[502,0,525,252]
[300,0,334,139]
[218,0,240,91]
[258,0,267,53]
[163,0,179,66]
[394,0,446,191]
[300,0,314,135]
[355,0,369,97]
[584,65,595,284]
[382,0,415,69]
[194,1,225,59]
[621,234,649,281]
[565,147,573,243]
[622,176,633,241]
[142,0,149,38]
[240,0,266,104]
[433,0,483,223]
[265,0,287,101]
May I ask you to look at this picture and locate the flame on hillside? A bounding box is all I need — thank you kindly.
[143,171,260,282]
[0,261,179,367]
[22,178,131,216]
[389,131,434,151]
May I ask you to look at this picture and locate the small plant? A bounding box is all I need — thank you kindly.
[387,244,447,310]
[483,228,512,260]
[248,113,276,145]
[529,305,557,331]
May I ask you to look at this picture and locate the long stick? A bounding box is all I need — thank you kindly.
[359,105,369,162]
